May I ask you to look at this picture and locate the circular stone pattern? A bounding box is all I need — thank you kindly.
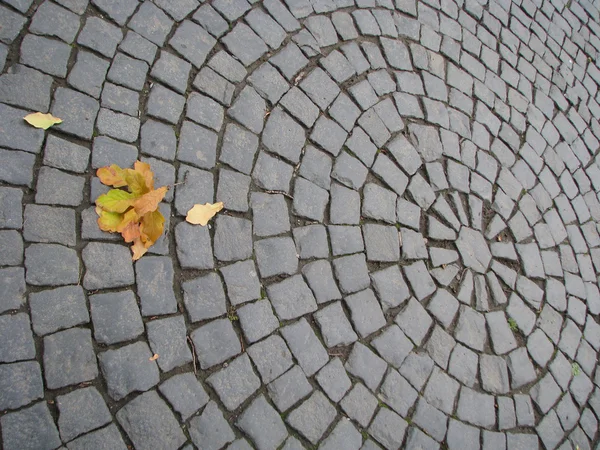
[1,0,600,449]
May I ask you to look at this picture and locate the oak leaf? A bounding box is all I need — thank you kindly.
[95,161,167,260]
[186,202,224,226]
[23,112,62,129]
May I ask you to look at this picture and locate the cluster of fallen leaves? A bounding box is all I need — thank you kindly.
[24,111,226,259]
[96,162,168,260]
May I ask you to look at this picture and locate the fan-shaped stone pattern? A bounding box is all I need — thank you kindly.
[2,0,600,449]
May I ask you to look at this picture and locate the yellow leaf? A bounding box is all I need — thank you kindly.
[23,112,62,129]
[97,165,127,188]
[116,209,139,233]
[96,189,138,213]
[133,186,168,216]
[97,210,123,232]
[123,169,149,196]
[186,202,224,226]
[149,354,159,361]
[140,210,164,245]
[131,238,148,261]
[134,161,154,191]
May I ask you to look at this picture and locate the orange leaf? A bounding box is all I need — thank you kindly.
[134,161,154,191]
[116,209,139,233]
[133,187,168,216]
[97,165,128,188]
[121,221,141,243]
[149,354,159,361]
[186,202,224,226]
[140,210,164,245]
[131,238,148,261]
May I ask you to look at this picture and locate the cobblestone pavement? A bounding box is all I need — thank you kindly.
[3,0,600,448]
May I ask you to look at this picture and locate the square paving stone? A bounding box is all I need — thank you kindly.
[219,259,261,306]
[363,223,401,262]
[193,66,235,105]
[252,151,294,192]
[0,104,44,153]
[135,256,177,316]
[90,290,143,345]
[20,34,71,77]
[267,274,318,321]
[314,301,358,348]
[116,390,186,450]
[247,61,290,104]
[29,285,88,336]
[158,373,209,421]
[188,401,235,450]
[256,236,298,278]
[186,92,223,132]
[454,305,487,351]
[281,318,329,376]
[51,87,99,140]
[287,391,337,445]
[140,120,176,161]
[151,51,191,94]
[68,50,110,98]
[206,353,261,411]
[369,408,408,449]
[91,136,137,169]
[175,221,214,270]
[0,230,22,266]
[217,168,250,212]
[395,298,433,346]
[317,417,362,450]
[412,397,448,442]
[0,361,43,411]
[0,268,25,314]
[82,242,134,290]
[0,148,34,187]
[222,23,268,66]
[190,318,241,369]
[0,187,23,229]
[0,64,53,112]
[227,86,266,134]
[315,357,351,404]
[293,177,329,221]
[457,386,496,428]
[345,288,386,338]
[128,1,173,46]
[44,328,98,390]
[262,108,305,164]
[93,0,138,25]
[214,215,253,262]
[219,123,259,175]
[371,265,410,311]
[332,253,370,294]
[250,193,290,237]
[56,387,111,442]
[43,135,90,173]
[119,30,158,64]
[170,20,216,67]
[96,108,140,143]
[146,83,185,125]
[247,334,293,384]
[0,313,35,363]
[34,166,84,206]
[379,367,418,418]
[299,145,332,190]
[0,402,61,450]
[403,260,437,300]
[302,260,341,304]
[98,341,159,400]
[25,243,79,286]
[106,53,148,93]
[267,364,313,412]
[182,272,226,322]
[346,342,388,391]
[293,225,329,259]
[340,383,378,427]
[77,16,122,57]
[237,299,279,344]
[237,395,289,450]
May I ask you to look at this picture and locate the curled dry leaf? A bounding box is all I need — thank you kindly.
[95,161,167,261]
[186,202,224,226]
[149,354,159,361]
[23,112,62,130]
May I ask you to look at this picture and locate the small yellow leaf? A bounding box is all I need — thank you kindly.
[133,161,154,191]
[140,210,164,245]
[186,202,224,226]
[149,354,159,361]
[24,112,62,130]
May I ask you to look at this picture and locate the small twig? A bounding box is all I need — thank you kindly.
[240,335,245,353]
[187,336,198,375]
[264,189,293,199]
[327,351,345,357]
